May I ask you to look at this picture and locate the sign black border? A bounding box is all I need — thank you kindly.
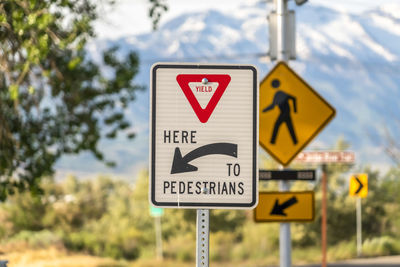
[151,63,258,208]
[254,191,315,223]
[259,61,336,166]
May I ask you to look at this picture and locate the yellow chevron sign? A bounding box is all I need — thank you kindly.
[349,174,368,198]
[254,191,315,222]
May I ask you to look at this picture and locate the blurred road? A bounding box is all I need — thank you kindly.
[297,255,400,267]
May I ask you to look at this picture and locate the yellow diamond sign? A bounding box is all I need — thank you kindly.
[260,62,336,166]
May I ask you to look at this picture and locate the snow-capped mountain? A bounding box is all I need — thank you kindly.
[56,2,400,179]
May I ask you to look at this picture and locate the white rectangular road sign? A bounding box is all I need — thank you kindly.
[295,151,355,163]
[150,63,258,209]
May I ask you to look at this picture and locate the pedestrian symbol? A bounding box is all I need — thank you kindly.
[262,79,297,145]
[259,62,335,166]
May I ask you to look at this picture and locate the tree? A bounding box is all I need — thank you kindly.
[149,0,168,30]
[380,125,400,166]
[0,0,167,200]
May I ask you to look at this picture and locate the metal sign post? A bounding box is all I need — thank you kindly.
[196,209,209,267]
[296,152,355,267]
[277,0,291,265]
[155,216,163,260]
[265,0,335,265]
[150,206,164,260]
[349,173,368,257]
[356,198,362,257]
[279,180,291,267]
[321,164,328,267]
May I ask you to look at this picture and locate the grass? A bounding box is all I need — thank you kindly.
[0,246,124,267]
[1,239,399,267]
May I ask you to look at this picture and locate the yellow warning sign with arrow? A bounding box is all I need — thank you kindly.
[254,191,315,222]
[259,62,336,166]
[349,174,368,198]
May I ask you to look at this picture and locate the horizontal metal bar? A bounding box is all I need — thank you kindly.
[259,169,315,181]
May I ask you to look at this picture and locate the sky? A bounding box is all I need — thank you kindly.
[56,0,400,179]
[95,0,399,40]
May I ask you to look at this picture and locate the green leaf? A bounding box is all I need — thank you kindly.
[9,84,19,100]
[0,14,6,23]
[28,86,35,95]
[38,34,49,51]
[68,57,82,70]
[28,13,36,25]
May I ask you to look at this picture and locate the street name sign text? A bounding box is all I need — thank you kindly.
[295,151,355,164]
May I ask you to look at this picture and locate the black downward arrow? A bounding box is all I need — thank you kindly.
[170,143,237,174]
[270,196,298,216]
[355,176,364,194]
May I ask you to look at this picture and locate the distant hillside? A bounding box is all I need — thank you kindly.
[56,2,400,179]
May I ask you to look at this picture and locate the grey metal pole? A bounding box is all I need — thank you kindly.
[321,164,328,267]
[196,209,210,267]
[280,180,292,267]
[155,216,163,260]
[277,0,291,265]
[356,198,362,257]
[276,0,288,62]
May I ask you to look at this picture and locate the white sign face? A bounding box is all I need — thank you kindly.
[150,63,258,209]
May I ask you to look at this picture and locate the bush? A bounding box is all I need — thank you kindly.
[210,231,237,261]
[5,230,63,249]
[230,221,279,261]
[164,233,195,262]
[362,236,400,257]
[328,241,356,260]
[63,230,140,260]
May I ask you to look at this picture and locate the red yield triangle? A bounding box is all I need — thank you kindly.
[176,74,231,123]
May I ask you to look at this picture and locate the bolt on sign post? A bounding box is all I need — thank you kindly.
[350,173,368,257]
[150,63,258,267]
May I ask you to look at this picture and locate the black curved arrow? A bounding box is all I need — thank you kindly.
[355,176,364,194]
[170,143,238,174]
[270,196,298,216]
